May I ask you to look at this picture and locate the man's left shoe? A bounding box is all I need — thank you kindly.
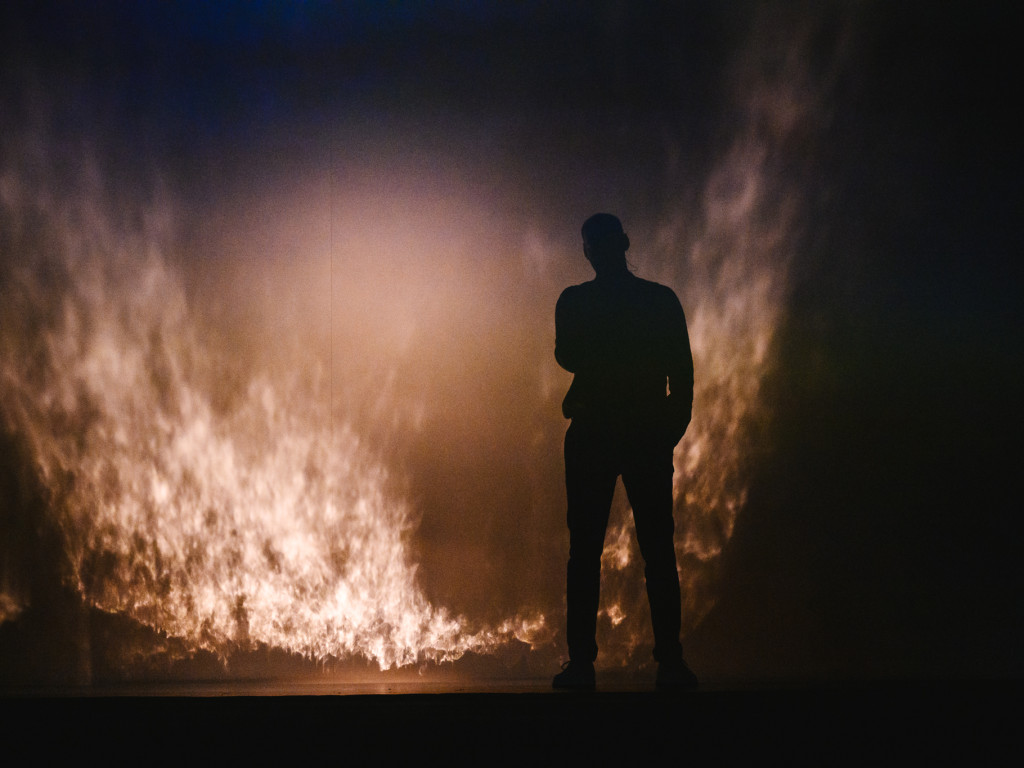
[552,660,596,691]
[656,658,699,691]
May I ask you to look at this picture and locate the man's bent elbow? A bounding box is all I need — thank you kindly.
[555,346,577,372]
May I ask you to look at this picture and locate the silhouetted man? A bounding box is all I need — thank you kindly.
[553,213,698,691]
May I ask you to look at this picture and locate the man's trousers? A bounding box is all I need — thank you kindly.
[563,420,684,664]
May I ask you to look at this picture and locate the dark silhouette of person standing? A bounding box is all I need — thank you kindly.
[552,213,698,691]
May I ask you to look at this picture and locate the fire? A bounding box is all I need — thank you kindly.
[0,7,831,677]
[591,26,828,662]
[0,148,544,671]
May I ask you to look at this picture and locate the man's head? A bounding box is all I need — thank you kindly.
[581,213,630,276]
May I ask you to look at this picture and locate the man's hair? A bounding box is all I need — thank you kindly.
[582,213,629,252]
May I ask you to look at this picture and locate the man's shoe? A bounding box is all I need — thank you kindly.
[552,660,595,690]
[656,658,698,691]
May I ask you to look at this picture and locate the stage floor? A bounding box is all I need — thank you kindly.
[2,679,1018,763]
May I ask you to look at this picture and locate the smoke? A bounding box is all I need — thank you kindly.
[0,2,850,681]
[0,121,558,673]
[569,8,850,667]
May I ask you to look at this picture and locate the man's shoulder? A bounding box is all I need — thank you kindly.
[630,275,681,304]
[559,275,680,302]
[560,279,597,293]
[557,280,596,304]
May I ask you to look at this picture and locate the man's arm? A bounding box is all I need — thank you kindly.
[554,288,585,373]
[664,291,694,443]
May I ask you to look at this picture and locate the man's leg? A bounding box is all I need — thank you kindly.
[563,422,617,665]
[622,445,684,665]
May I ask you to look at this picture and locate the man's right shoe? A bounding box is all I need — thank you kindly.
[552,660,595,690]
[656,657,699,691]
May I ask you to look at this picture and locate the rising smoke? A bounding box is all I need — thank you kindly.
[0,2,849,682]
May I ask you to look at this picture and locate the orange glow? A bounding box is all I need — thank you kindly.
[591,52,819,662]
[0,22,822,675]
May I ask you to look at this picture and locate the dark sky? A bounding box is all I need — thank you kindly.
[1,1,1020,684]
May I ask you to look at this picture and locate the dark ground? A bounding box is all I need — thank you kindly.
[2,680,1019,764]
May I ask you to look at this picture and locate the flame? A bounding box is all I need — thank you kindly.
[0,7,841,677]
[0,144,542,671]
[591,16,834,663]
